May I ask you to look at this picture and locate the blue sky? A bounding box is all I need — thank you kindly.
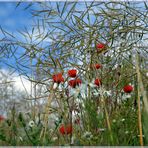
[0,2,33,32]
[0,2,147,73]
[0,2,38,73]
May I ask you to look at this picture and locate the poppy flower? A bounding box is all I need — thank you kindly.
[52,73,64,84]
[68,69,77,78]
[68,79,82,88]
[74,118,80,124]
[123,85,133,93]
[59,124,73,135]
[0,115,5,122]
[96,43,106,49]
[76,79,82,85]
[91,64,102,69]
[94,78,102,86]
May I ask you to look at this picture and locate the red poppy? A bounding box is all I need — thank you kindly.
[76,79,82,85]
[68,79,82,88]
[59,124,73,135]
[0,115,5,122]
[94,78,102,86]
[52,73,64,84]
[91,64,102,69]
[123,85,133,93]
[68,69,77,78]
[96,43,106,49]
[74,118,80,124]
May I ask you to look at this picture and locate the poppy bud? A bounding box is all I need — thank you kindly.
[96,43,106,50]
[59,124,73,135]
[68,69,77,78]
[68,79,82,88]
[94,78,102,86]
[52,73,64,84]
[0,115,5,122]
[123,85,133,93]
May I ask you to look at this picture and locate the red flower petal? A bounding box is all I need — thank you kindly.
[123,85,133,93]
[94,78,102,86]
[68,79,82,88]
[66,125,73,134]
[52,73,64,84]
[74,118,80,124]
[68,79,77,88]
[59,124,73,135]
[68,69,77,78]
[59,125,65,134]
[0,115,5,122]
[91,64,102,69]
[96,43,106,49]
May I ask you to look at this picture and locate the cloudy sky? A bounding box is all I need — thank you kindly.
[0,1,147,93]
[0,2,34,92]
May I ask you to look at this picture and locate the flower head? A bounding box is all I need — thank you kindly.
[123,85,133,93]
[0,115,5,122]
[94,78,102,86]
[91,64,102,69]
[82,131,93,140]
[68,69,77,78]
[59,124,73,135]
[69,79,82,88]
[74,118,80,124]
[96,43,106,50]
[52,73,64,84]
[28,120,35,127]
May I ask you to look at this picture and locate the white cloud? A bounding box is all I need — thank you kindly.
[0,68,31,94]
[13,75,31,93]
[18,28,53,45]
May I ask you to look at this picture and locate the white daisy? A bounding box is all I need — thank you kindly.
[53,83,58,89]
[82,131,93,140]
[28,120,35,127]
[121,118,125,122]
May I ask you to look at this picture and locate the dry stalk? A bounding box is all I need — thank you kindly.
[39,86,54,142]
[135,54,147,146]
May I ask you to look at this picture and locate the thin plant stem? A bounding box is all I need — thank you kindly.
[135,54,144,146]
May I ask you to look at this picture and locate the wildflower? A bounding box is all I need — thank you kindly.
[68,69,77,78]
[122,94,131,100]
[28,120,35,127]
[52,73,64,84]
[82,131,93,140]
[52,137,58,141]
[125,131,129,134]
[59,124,73,135]
[91,64,102,69]
[121,118,125,122]
[89,82,96,88]
[96,43,106,50]
[49,129,54,133]
[74,118,80,124]
[53,83,58,89]
[19,136,23,142]
[138,135,145,137]
[104,90,112,97]
[71,136,75,145]
[69,80,76,88]
[123,85,133,93]
[76,79,82,85]
[94,78,102,86]
[112,119,116,123]
[69,79,82,88]
[0,115,5,122]
[98,128,106,132]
